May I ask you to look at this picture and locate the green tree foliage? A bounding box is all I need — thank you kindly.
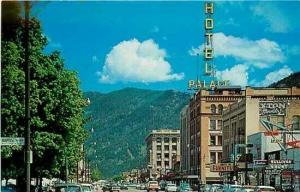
[1,2,87,182]
[91,168,101,182]
[112,175,125,182]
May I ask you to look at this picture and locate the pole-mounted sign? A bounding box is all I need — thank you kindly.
[0,137,25,146]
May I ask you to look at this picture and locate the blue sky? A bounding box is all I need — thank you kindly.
[36,1,300,93]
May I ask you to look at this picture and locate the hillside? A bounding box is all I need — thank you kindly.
[84,88,190,178]
[269,72,300,88]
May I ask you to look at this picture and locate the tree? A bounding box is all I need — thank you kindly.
[91,168,101,182]
[1,2,87,190]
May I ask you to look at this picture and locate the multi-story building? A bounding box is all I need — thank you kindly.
[222,87,300,185]
[145,129,181,179]
[180,105,190,175]
[188,87,245,184]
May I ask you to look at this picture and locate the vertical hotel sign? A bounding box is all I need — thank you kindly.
[188,1,229,90]
[204,1,214,75]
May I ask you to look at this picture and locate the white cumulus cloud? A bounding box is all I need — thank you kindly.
[189,32,285,68]
[258,65,293,87]
[251,2,291,33]
[98,39,184,83]
[216,64,249,87]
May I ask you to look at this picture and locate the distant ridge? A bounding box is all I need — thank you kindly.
[268,72,300,88]
[84,88,190,178]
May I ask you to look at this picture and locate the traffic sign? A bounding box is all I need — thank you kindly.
[0,137,25,146]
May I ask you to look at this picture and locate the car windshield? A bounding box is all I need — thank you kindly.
[55,186,81,192]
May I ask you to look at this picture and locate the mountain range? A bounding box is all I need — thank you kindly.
[84,88,190,178]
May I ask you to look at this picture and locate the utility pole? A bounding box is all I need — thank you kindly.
[24,2,31,192]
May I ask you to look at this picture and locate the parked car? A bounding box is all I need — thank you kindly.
[178,183,192,192]
[240,185,255,192]
[147,181,160,192]
[81,183,94,192]
[209,184,223,192]
[120,184,128,190]
[160,181,167,191]
[165,184,177,192]
[224,185,243,192]
[254,186,276,192]
[140,184,147,190]
[111,185,121,192]
[1,185,16,192]
[54,183,82,192]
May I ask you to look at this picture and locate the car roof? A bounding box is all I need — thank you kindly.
[81,183,92,186]
[256,186,275,189]
[55,183,81,187]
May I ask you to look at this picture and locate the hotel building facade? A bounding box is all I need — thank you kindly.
[184,87,245,184]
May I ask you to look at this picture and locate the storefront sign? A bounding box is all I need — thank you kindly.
[265,169,281,175]
[271,138,283,143]
[269,159,294,164]
[210,163,234,172]
[259,101,287,116]
[254,160,268,167]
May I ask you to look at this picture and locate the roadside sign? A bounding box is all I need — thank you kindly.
[210,163,234,172]
[254,160,268,167]
[269,159,294,164]
[0,137,25,146]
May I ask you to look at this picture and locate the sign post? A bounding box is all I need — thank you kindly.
[0,137,25,146]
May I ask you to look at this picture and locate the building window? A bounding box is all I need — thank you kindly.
[164,138,170,143]
[218,152,222,163]
[157,153,162,159]
[157,161,161,166]
[217,120,222,130]
[157,146,161,151]
[172,145,177,151]
[210,135,216,145]
[165,161,169,167]
[164,153,169,158]
[210,152,216,164]
[217,136,222,145]
[156,138,162,143]
[210,120,216,130]
[218,104,223,114]
[211,104,216,114]
[164,145,169,151]
[293,116,300,130]
[172,138,177,143]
